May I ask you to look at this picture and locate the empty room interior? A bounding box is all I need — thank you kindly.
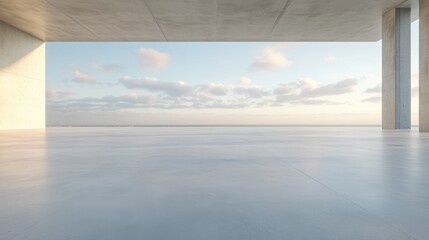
[1,0,429,239]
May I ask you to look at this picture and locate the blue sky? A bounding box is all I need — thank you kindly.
[46,21,420,126]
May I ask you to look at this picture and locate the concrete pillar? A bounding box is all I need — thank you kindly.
[382,8,411,129]
[0,21,45,130]
[420,0,429,131]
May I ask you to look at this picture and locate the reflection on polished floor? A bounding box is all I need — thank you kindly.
[1,127,429,240]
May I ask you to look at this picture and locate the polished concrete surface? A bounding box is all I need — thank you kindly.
[1,127,429,240]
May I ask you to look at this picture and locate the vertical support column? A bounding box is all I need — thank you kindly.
[0,21,45,130]
[382,8,411,129]
[420,0,429,131]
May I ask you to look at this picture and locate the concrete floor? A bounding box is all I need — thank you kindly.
[1,127,429,240]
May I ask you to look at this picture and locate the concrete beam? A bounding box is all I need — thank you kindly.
[0,21,45,130]
[382,8,411,129]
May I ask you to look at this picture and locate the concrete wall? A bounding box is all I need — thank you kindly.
[0,21,45,130]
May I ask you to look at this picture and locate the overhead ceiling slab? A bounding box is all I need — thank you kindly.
[0,0,415,42]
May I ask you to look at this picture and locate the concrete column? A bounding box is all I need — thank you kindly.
[420,0,429,131]
[0,21,45,130]
[382,8,411,129]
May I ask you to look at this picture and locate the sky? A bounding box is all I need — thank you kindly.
[46,21,420,126]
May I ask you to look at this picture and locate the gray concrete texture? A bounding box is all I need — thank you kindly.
[0,0,414,41]
[382,8,411,129]
[420,0,429,131]
[1,127,429,240]
[0,22,45,130]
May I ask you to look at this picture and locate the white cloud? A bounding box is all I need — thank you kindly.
[274,78,318,95]
[233,77,271,98]
[237,77,252,86]
[412,73,419,86]
[46,90,74,99]
[412,86,419,98]
[275,77,358,104]
[197,83,229,96]
[137,48,170,70]
[365,84,381,93]
[119,76,193,97]
[411,73,419,98]
[324,56,336,62]
[50,74,365,112]
[249,46,292,72]
[302,78,357,98]
[290,99,342,105]
[72,69,96,84]
[234,86,271,99]
[47,93,159,112]
[94,63,123,72]
[362,96,381,103]
[103,93,159,105]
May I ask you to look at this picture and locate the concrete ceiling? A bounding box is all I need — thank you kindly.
[0,0,415,42]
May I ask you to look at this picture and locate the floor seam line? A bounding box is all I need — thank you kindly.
[264,150,420,240]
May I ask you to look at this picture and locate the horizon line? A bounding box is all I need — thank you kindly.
[47,124,408,128]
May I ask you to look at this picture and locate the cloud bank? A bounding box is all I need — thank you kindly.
[49,76,360,112]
